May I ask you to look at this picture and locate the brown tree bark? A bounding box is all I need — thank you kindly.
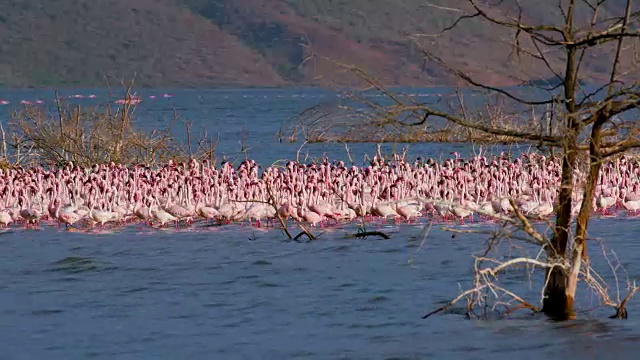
[542,31,579,319]
[542,135,578,319]
[542,143,575,319]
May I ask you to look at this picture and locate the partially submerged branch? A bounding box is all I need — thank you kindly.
[422,286,487,319]
[345,231,390,240]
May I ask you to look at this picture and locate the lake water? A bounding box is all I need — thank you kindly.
[0,88,639,359]
[0,87,521,165]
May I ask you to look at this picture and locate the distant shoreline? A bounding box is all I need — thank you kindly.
[0,83,456,91]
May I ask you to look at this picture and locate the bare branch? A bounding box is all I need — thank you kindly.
[509,198,552,248]
[467,0,566,45]
[416,42,556,106]
[422,286,487,319]
[569,27,640,49]
[611,284,640,319]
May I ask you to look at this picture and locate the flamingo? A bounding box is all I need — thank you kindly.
[150,200,177,228]
[133,199,152,226]
[621,189,640,216]
[309,202,341,223]
[57,207,83,229]
[18,196,41,229]
[0,209,12,227]
[297,206,324,227]
[450,200,473,224]
[395,199,423,222]
[529,190,554,220]
[0,152,639,233]
[164,197,193,226]
[596,186,618,215]
[196,202,219,223]
[89,207,113,231]
[245,203,274,227]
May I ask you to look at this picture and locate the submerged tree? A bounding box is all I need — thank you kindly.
[305,0,640,320]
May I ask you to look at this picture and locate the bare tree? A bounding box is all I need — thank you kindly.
[303,0,640,320]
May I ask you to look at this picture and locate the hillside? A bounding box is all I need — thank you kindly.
[0,0,634,87]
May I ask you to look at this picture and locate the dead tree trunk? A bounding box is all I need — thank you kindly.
[542,37,580,318]
[566,118,605,318]
[542,142,575,319]
[319,0,640,321]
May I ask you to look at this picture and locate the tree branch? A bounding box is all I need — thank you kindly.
[416,43,556,106]
[569,28,640,49]
[467,0,566,45]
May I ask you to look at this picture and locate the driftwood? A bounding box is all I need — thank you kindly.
[345,231,390,240]
[610,287,640,319]
[293,229,317,241]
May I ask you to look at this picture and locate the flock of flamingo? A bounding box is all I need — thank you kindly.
[0,152,638,233]
[0,93,173,106]
[0,91,455,107]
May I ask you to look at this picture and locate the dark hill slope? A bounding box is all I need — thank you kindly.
[0,0,285,87]
[0,0,635,87]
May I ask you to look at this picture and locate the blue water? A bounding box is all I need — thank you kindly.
[1,88,639,359]
[0,87,521,166]
[1,219,639,359]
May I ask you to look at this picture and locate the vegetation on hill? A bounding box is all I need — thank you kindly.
[0,0,633,87]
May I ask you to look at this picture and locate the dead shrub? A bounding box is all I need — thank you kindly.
[3,89,216,167]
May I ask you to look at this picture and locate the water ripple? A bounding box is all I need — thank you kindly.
[0,217,637,359]
[31,309,64,316]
